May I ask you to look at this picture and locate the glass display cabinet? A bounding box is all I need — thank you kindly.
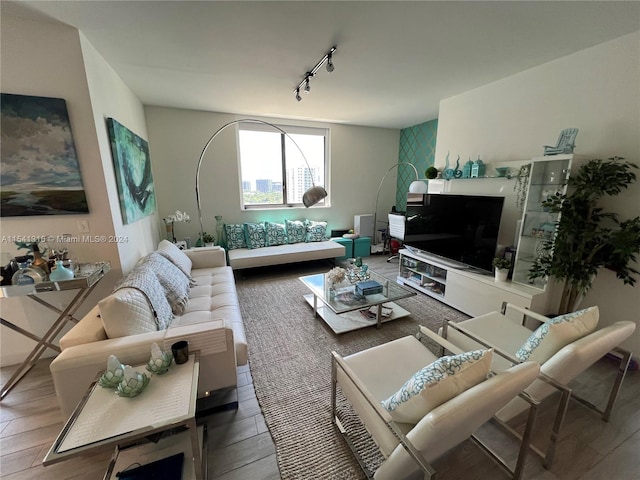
[512,154,576,289]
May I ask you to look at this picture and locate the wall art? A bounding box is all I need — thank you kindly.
[1,93,89,216]
[107,117,157,224]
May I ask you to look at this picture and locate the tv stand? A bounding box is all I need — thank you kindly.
[397,248,557,319]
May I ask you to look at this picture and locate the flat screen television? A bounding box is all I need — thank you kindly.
[401,194,505,273]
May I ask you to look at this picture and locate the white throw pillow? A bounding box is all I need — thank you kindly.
[515,306,599,363]
[381,349,493,424]
[157,239,193,277]
[99,288,157,338]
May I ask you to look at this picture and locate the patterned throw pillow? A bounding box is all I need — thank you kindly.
[224,224,247,250]
[265,221,287,246]
[305,220,328,242]
[515,306,599,363]
[381,349,493,424]
[285,219,306,244]
[244,222,267,249]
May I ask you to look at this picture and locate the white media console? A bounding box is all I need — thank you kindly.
[397,248,558,320]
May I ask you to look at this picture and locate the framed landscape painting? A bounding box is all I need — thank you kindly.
[107,118,157,224]
[1,93,89,216]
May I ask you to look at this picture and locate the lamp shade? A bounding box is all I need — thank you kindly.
[409,180,428,194]
[303,185,328,207]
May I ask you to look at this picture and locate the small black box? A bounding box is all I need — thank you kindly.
[331,229,350,237]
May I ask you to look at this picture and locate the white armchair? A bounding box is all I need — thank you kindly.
[332,326,540,479]
[440,302,636,468]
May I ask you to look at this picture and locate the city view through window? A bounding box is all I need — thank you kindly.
[238,127,326,207]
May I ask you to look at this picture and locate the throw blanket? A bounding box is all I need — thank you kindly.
[138,252,191,315]
[114,264,174,330]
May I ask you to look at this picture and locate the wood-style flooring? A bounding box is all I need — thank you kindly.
[1,254,638,479]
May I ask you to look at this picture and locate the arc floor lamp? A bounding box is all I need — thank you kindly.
[195,119,328,243]
[373,162,428,244]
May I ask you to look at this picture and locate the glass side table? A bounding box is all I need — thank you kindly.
[0,261,110,399]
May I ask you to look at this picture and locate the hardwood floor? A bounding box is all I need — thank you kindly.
[1,254,638,479]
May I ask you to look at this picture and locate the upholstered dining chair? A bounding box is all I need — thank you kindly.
[331,326,540,480]
[439,302,636,468]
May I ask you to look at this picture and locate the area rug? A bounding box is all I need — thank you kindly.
[236,263,469,479]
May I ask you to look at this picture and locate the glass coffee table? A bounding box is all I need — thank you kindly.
[299,270,415,334]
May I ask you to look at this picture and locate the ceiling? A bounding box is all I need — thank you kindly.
[5,1,640,129]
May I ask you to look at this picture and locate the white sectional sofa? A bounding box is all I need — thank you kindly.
[224,219,345,270]
[50,241,246,419]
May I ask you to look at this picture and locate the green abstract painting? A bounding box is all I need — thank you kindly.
[107,118,157,224]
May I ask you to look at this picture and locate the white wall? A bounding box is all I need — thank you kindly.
[435,32,640,353]
[80,35,161,273]
[144,107,401,240]
[0,13,154,365]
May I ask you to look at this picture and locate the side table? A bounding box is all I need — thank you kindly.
[0,261,110,399]
[44,353,205,480]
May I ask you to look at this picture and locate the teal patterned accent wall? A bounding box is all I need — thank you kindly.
[396,119,438,211]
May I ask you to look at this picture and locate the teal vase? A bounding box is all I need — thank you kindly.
[50,260,74,281]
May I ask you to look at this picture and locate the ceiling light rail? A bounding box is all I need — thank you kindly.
[294,46,337,101]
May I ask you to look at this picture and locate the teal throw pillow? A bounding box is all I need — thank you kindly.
[285,219,306,244]
[244,222,267,249]
[305,220,328,242]
[265,221,287,246]
[380,349,492,424]
[224,224,246,250]
[515,306,599,363]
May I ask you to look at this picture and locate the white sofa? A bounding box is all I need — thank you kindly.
[50,241,246,419]
[228,240,344,270]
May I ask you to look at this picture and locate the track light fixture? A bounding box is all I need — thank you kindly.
[294,46,336,101]
[326,52,334,73]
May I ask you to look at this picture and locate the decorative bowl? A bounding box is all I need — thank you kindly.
[146,350,174,375]
[98,355,125,388]
[494,167,510,177]
[116,369,151,398]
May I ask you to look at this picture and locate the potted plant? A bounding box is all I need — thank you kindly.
[425,166,439,180]
[529,157,640,314]
[201,232,215,247]
[492,257,511,282]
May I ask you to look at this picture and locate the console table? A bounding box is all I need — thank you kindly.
[0,261,110,399]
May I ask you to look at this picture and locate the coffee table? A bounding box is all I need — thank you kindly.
[43,354,206,480]
[299,270,415,334]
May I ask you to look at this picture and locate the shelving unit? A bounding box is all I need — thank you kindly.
[397,248,558,319]
[512,155,577,289]
[398,255,447,298]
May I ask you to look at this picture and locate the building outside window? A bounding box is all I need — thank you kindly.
[238,123,328,208]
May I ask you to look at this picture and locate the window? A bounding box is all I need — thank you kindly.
[238,123,327,208]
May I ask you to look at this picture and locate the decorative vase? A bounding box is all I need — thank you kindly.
[11,262,41,285]
[165,222,175,242]
[50,260,75,281]
[215,215,224,246]
[494,268,509,283]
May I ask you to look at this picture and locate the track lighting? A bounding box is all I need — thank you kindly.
[326,53,334,73]
[294,46,336,101]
